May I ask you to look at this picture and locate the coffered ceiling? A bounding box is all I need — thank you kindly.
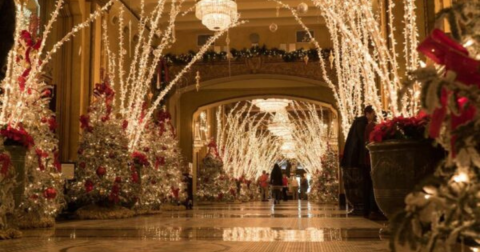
[119,0,324,30]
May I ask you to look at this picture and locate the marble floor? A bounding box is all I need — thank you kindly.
[0,201,391,252]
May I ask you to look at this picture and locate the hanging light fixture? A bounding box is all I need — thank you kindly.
[253,99,291,113]
[196,0,238,31]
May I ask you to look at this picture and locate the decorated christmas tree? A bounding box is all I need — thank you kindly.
[154,108,186,206]
[68,80,139,219]
[392,1,480,250]
[196,139,236,202]
[0,152,21,239]
[1,16,64,229]
[309,146,339,204]
[0,0,117,227]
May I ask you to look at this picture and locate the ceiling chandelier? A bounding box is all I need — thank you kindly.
[268,123,293,138]
[196,0,238,31]
[267,110,294,138]
[252,99,291,113]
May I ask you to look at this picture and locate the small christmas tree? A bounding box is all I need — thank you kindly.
[68,80,139,218]
[0,17,64,229]
[154,108,186,206]
[309,146,339,203]
[196,139,236,202]
[0,153,21,239]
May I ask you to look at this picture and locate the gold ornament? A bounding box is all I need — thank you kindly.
[297,3,308,14]
[303,55,309,65]
[329,51,334,69]
[195,71,201,92]
[269,23,278,33]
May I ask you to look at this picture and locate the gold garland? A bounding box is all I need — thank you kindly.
[15,213,55,229]
[75,205,135,220]
[0,229,22,240]
[160,204,186,212]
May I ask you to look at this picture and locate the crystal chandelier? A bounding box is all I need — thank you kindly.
[253,99,291,113]
[196,0,238,31]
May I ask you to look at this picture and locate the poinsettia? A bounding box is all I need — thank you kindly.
[131,151,149,166]
[369,112,430,143]
[0,124,35,149]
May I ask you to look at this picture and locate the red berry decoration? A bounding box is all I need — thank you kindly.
[43,187,57,199]
[96,166,106,177]
[85,180,94,192]
[131,172,139,183]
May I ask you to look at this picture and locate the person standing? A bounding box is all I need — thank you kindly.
[270,164,283,204]
[300,174,309,200]
[182,171,193,210]
[282,174,289,201]
[289,175,299,200]
[258,171,269,201]
[341,106,375,215]
[364,110,383,219]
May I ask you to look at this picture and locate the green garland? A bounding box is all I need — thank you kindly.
[165,45,332,65]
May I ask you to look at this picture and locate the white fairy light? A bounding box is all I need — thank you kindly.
[270,0,422,139]
[452,172,469,183]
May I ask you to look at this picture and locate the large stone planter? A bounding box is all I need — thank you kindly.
[4,144,27,208]
[367,140,442,220]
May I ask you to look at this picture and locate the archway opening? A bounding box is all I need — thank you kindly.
[191,96,340,204]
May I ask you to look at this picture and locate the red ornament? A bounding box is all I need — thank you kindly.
[0,153,11,176]
[96,166,106,177]
[108,153,116,159]
[79,162,86,169]
[115,176,122,183]
[43,187,57,199]
[131,172,139,183]
[85,180,94,192]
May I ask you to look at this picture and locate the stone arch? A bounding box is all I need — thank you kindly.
[167,74,341,163]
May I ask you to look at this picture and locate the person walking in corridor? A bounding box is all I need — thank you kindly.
[258,171,269,201]
[282,173,289,201]
[270,164,283,204]
[300,174,309,200]
[289,175,299,200]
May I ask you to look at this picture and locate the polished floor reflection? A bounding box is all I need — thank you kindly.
[0,201,389,252]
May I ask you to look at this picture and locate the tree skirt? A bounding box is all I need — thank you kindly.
[0,229,22,240]
[75,205,135,220]
[160,204,186,211]
[16,213,55,229]
[134,208,162,215]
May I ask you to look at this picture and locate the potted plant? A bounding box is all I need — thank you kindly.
[366,113,444,220]
[0,124,34,208]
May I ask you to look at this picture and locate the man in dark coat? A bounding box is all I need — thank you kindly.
[340,106,375,215]
[0,0,16,81]
[270,164,283,205]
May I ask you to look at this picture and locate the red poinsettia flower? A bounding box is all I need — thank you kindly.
[80,114,93,132]
[132,151,149,166]
[369,113,430,143]
[0,124,35,149]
